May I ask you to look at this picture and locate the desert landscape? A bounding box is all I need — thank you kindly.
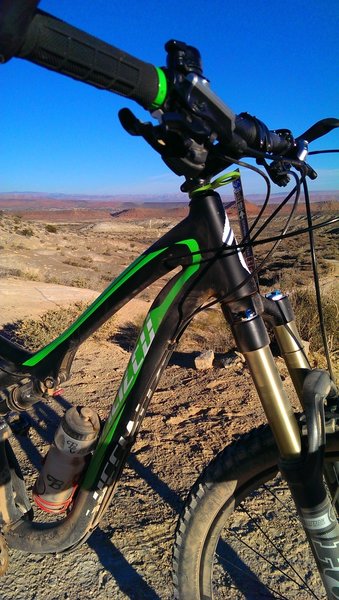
[0,191,338,599]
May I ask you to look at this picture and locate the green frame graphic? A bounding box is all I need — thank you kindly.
[84,239,202,483]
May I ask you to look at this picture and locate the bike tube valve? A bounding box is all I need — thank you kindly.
[33,406,100,514]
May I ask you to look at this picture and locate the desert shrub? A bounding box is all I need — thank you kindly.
[21,268,40,281]
[0,266,40,281]
[45,224,57,233]
[44,274,59,284]
[62,258,84,267]
[0,267,23,278]
[63,256,93,268]
[5,301,117,350]
[70,276,91,288]
[18,227,34,237]
[8,302,90,351]
[180,307,234,353]
[289,287,338,353]
[101,273,113,283]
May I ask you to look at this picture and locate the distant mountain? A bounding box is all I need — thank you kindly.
[0,190,337,209]
[246,191,339,204]
[0,192,186,203]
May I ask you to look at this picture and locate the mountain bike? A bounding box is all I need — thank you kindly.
[0,3,339,598]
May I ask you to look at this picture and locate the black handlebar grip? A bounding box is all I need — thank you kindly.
[16,10,165,109]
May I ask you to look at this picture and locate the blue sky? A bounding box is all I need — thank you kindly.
[1,0,338,197]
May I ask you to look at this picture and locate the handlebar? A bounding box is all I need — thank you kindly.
[1,4,338,187]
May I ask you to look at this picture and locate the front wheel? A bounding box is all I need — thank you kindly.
[173,425,339,599]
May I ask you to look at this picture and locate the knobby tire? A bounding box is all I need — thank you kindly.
[173,424,339,599]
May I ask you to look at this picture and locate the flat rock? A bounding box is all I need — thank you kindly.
[0,279,151,331]
[194,349,215,370]
[0,279,98,326]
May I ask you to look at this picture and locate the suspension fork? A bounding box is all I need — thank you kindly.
[263,291,339,508]
[222,300,301,457]
[278,369,339,600]
[267,293,339,598]
[223,295,339,598]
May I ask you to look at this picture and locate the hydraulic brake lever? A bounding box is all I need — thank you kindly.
[256,132,318,186]
[264,119,339,186]
[256,157,318,187]
[118,107,210,178]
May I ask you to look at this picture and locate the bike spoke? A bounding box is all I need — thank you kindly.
[211,476,324,599]
[214,547,289,599]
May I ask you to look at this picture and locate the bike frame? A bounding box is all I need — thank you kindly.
[1,187,338,596]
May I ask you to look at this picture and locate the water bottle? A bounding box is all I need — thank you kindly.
[33,406,100,514]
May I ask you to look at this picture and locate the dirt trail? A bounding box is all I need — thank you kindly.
[0,279,98,326]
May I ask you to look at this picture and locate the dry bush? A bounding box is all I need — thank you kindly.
[17,227,34,237]
[289,287,338,353]
[62,258,91,268]
[5,301,118,352]
[21,267,40,281]
[180,307,234,353]
[45,224,57,233]
[7,302,90,351]
[0,267,23,278]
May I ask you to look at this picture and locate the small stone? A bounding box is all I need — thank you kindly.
[220,356,234,368]
[194,350,214,370]
[206,380,221,389]
[219,351,242,368]
[234,351,246,363]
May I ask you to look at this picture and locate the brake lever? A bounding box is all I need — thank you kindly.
[119,107,212,178]
[265,160,291,187]
[118,108,171,155]
[260,158,318,186]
